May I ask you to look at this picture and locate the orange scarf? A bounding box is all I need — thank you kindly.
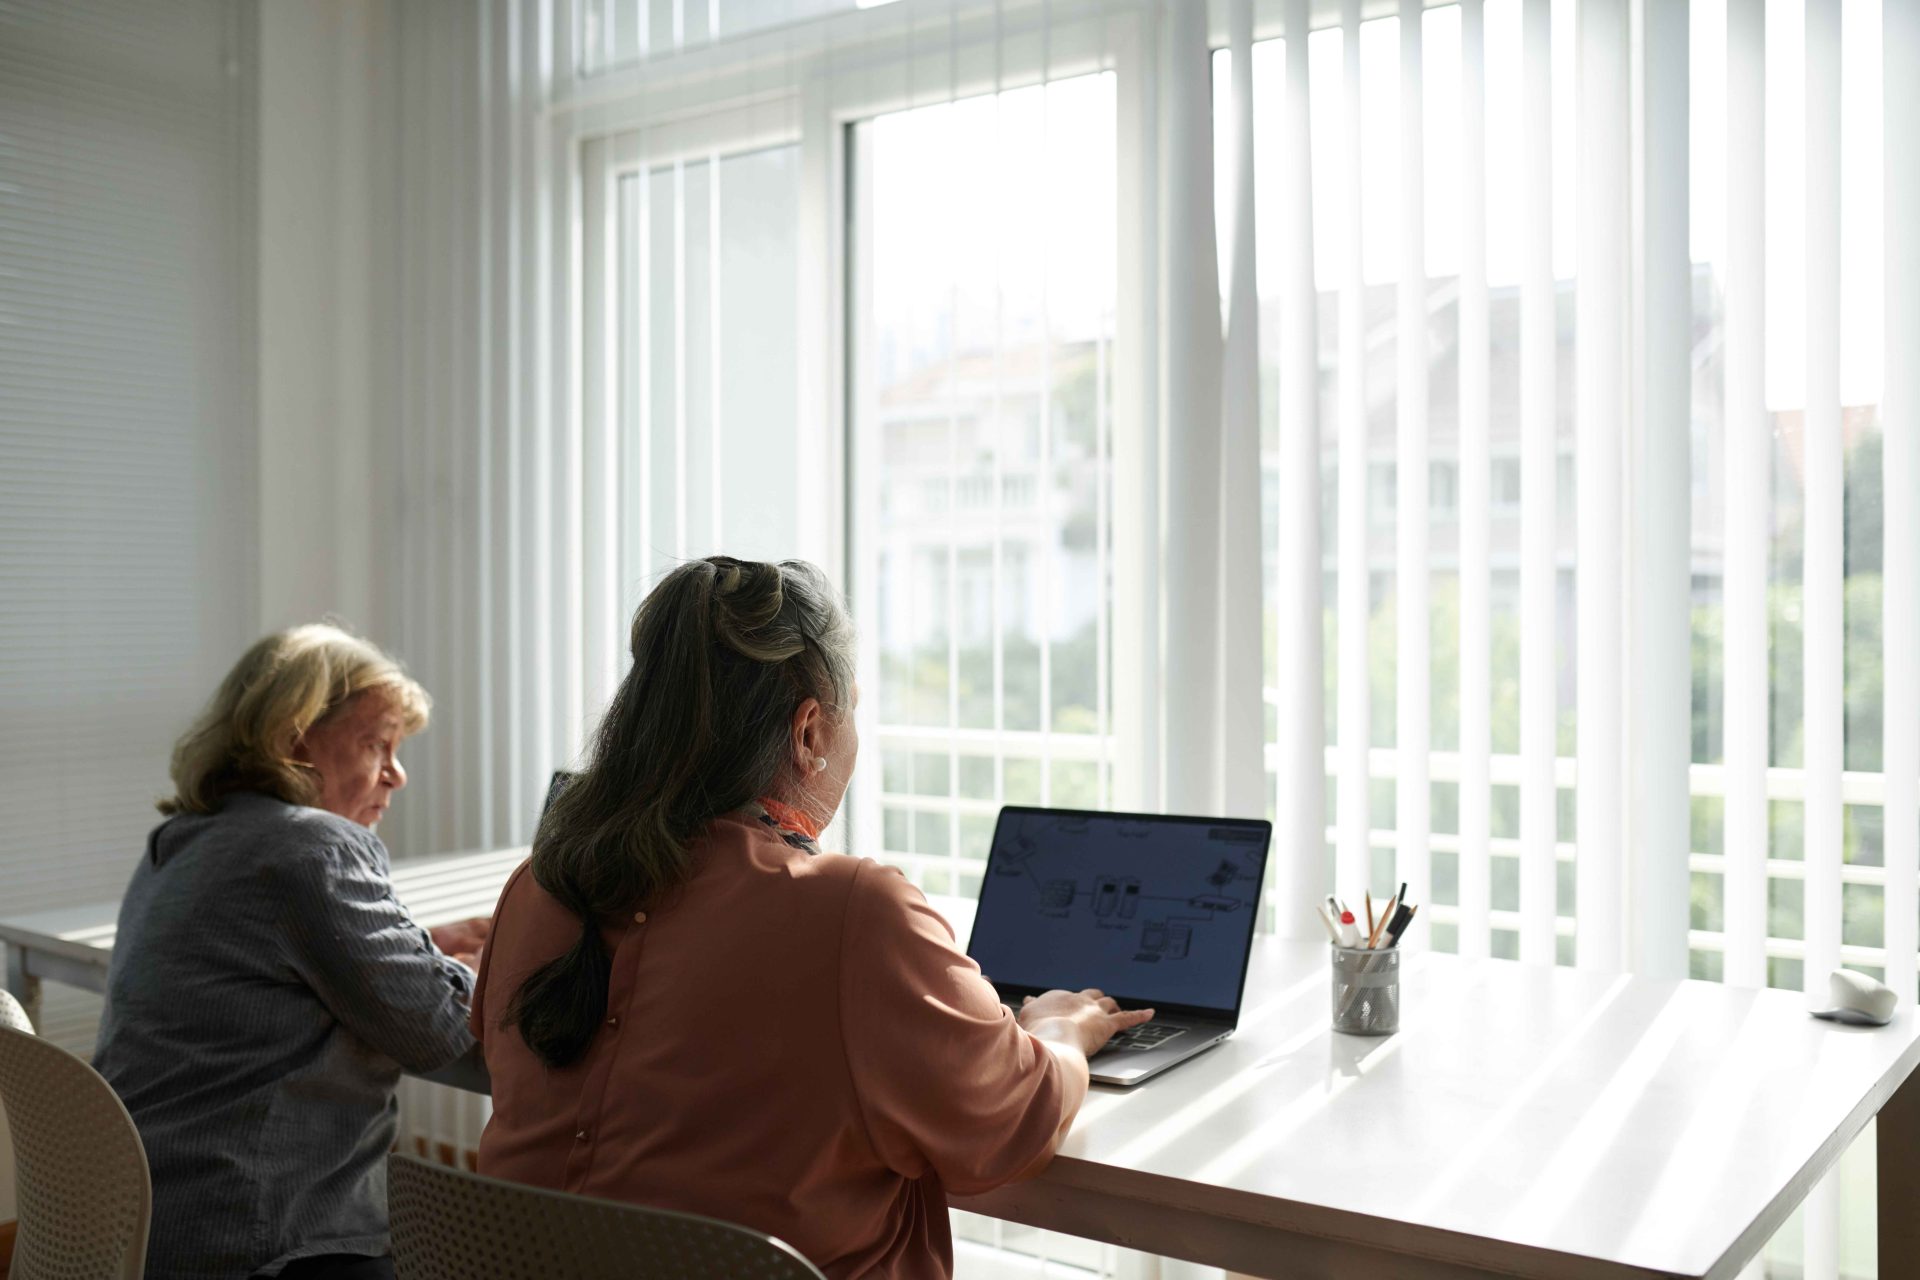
[757,796,822,841]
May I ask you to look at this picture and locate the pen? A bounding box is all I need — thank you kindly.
[1367,896,1397,949]
[1386,902,1417,947]
[1314,903,1343,944]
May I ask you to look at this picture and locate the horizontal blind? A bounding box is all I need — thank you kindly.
[0,0,255,910]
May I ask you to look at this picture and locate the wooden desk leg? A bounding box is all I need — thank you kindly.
[1880,1066,1920,1273]
[3,945,41,1031]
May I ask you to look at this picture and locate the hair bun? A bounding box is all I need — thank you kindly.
[708,558,799,662]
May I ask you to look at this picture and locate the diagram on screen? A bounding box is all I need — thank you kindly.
[988,811,1263,966]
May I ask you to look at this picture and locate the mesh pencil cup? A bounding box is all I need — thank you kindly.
[1331,945,1400,1035]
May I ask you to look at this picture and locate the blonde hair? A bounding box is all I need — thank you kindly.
[159,623,431,816]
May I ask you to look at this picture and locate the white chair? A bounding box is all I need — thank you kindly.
[388,1152,827,1279]
[0,989,29,1033]
[0,999,151,1280]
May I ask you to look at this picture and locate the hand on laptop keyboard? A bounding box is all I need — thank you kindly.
[1099,1021,1186,1052]
[1016,987,1156,1058]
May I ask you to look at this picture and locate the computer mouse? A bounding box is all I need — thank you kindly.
[1810,968,1898,1027]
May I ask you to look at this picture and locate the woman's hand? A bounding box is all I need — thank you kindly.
[1016,988,1155,1059]
[429,915,491,967]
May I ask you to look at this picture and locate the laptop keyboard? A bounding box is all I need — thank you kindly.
[1102,1021,1188,1053]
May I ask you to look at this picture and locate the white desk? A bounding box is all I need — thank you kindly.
[0,844,529,1090]
[5,849,1917,1279]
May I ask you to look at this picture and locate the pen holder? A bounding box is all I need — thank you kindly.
[1331,945,1400,1036]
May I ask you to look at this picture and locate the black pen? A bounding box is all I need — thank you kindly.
[1385,903,1417,947]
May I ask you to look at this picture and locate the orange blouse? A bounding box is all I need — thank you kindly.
[471,809,1066,1279]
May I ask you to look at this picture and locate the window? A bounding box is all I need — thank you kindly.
[849,73,1118,901]
[1492,455,1521,509]
[1430,459,1458,516]
[618,145,803,616]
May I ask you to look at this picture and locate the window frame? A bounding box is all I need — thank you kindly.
[568,0,1151,863]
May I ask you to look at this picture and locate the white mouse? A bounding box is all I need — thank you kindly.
[1810,968,1898,1027]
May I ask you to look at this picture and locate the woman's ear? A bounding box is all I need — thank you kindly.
[790,697,823,772]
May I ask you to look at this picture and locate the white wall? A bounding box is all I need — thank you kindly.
[257,0,385,635]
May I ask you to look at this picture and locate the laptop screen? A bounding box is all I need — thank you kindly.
[966,806,1272,1020]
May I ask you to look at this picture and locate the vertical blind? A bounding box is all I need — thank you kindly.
[1226,1,1904,1274]
[1228,0,1909,1018]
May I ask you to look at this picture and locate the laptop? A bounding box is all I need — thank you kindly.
[542,770,577,818]
[966,805,1272,1087]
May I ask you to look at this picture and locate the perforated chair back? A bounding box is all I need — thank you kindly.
[0,988,31,1032]
[0,1025,152,1280]
[388,1153,827,1280]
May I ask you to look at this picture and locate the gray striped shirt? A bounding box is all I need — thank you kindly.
[93,792,475,1280]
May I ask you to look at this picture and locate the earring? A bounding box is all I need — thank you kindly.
[813,757,828,773]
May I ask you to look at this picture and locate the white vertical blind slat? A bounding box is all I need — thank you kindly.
[1518,0,1558,964]
[552,2,579,771]
[1160,0,1227,817]
[1396,0,1431,944]
[1221,0,1267,830]
[485,0,521,844]
[1336,0,1372,912]
[1112,6,1163,813]
[1801,0,1843,1011]
[1396,0,1431,943]
[521,0,557,820]
[553,90,584,771]
[672,160,688,559]
[847,103,884,862]
[1629,0,1692,979]
[1723,0,1770,989]
[1574,0,1627,972]
[710,150,725,552]
[1885,0,1920,1006]
[581,140,619,719]
[633,153,654,603]
[1799,30,1844,1274]
[1272,0,1326,933]
[1457,0,1492,959]
[451,3,479,849]
[395,1,422,854]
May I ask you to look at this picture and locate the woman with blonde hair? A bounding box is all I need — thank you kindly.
[473,557,1150,1279]
[92,624,483,1280]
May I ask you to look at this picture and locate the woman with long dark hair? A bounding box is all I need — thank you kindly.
[471,557,1148,1279]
